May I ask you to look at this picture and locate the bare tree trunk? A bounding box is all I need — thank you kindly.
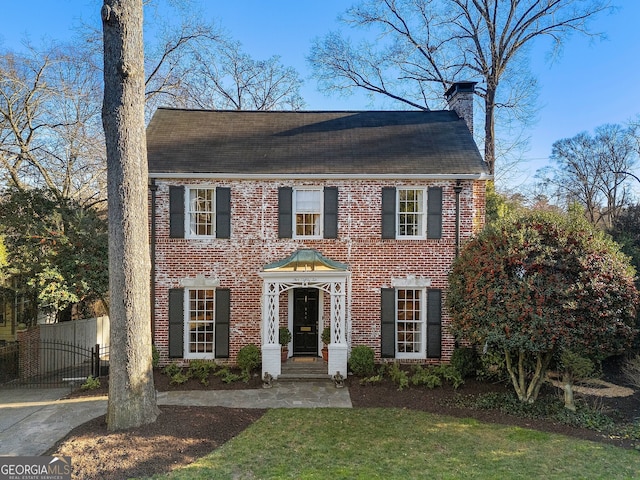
[504,349,552,404]
[484,86,497,176]
[102,0,158,430]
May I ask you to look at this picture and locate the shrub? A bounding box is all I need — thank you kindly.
[433,364,464,389]
[622,354,640,389]
[321,326,331,345]
[215,366,244,384]
[410,366,442,389]
[80,375,101,391]
[408,364,464,389]
[387,362,409,391]
[476,348,508,382]
[279,327,291,347]
[237,344,261,379]
[359,374,384,385]
[349,346,375,376]
[188,360,217,386]
[169,371,190,385]
[450,347,479,379]
[152,345,160,368]
[163,362,182,377]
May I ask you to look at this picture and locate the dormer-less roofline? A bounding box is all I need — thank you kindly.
[148,172,493,181]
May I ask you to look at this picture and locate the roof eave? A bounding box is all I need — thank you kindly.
[148,172,493,181]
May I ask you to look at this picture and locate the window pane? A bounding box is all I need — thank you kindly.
[189,188,214,236]
[294,189,322,236]
[296,213,320,236]
[296,190,321,212]
[396,289,423,355]
[398,189,424,237]
[189,289,215,354]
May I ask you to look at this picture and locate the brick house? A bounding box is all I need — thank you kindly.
[147,82,490,380]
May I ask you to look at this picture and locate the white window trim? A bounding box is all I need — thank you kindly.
[396,187,427,240]
[292,187,324,239]
[395,287,426,359]
[184,287,216,360]
[185,185,216,239]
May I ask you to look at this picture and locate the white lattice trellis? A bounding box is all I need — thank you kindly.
[259,270,350,379]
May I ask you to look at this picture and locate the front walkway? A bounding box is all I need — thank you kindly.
[158,381,352,409]
[0,381,352,456]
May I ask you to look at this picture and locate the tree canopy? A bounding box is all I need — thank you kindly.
[0,188,109,321]
[536,123,638,229]
[446,210,638,403]
[309,0,614,175]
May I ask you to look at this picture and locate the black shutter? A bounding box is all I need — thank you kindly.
[215,288,230,358]
[426,289,442,358]
[216,187,231,239]
[427,187,442,239]
[323,187,338,239]
[381,187,396,239]
[168,288,184,358]
[169,186,185,238]
[278,187,292,238]
[381,288,396,358]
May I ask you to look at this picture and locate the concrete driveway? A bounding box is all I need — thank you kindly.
[0,388,107,456]
[0,381,350,456]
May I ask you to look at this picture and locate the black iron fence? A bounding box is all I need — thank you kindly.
[0,342,19,384]
[0,340,109,388]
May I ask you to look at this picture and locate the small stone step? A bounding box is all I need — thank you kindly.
[279,357,329,380]
[277,373,332,381]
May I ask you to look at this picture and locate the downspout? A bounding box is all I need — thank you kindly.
[453,181,463,258]
[149,180,158,341]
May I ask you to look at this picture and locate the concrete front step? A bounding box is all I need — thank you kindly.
[277,373,333,381]
[280,357,329,380]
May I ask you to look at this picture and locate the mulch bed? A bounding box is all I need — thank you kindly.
[51,368,639,479]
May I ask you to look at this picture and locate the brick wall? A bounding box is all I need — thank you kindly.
[151,178,486,366]
[17,325,40,379]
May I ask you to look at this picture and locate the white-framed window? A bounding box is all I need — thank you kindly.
[293,187,323,238]
[185,288,215,358]
[396,288,426,359]
[397,188,426,238]
[187,187,215,237]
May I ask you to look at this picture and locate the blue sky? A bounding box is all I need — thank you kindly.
[1,0,639,188]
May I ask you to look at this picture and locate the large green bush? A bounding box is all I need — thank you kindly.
[449,347,479,379]
[237,344,261,380]
[447,210,638,403]
[349,346,375,376]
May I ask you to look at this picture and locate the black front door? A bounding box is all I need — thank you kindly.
[293,288,319,355]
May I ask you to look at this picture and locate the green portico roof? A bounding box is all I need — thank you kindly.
[263,249,348,272]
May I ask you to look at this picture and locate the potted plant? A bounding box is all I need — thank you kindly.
[321,326,331,361]
[279,327,291,362]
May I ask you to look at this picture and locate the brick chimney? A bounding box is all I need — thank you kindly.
[445,81,476,134]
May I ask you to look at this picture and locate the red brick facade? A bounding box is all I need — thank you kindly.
[151,178,486,366]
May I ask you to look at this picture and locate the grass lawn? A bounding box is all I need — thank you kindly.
[149,408,640,479]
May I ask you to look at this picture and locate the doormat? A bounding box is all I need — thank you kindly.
[292,357,317,363]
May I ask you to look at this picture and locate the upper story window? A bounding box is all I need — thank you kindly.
[382,186,442,240]
[294,188,323,238]
[278,186,338,239]
[398,188,425,238]
[188,188,215,237]
[169,185,231,239]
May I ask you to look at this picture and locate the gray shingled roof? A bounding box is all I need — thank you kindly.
[147,108,488,176]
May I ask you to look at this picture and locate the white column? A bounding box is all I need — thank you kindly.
[262,281,281,379]
[328,279,348,378]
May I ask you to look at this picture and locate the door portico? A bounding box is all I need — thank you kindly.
[259,249,350,380]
